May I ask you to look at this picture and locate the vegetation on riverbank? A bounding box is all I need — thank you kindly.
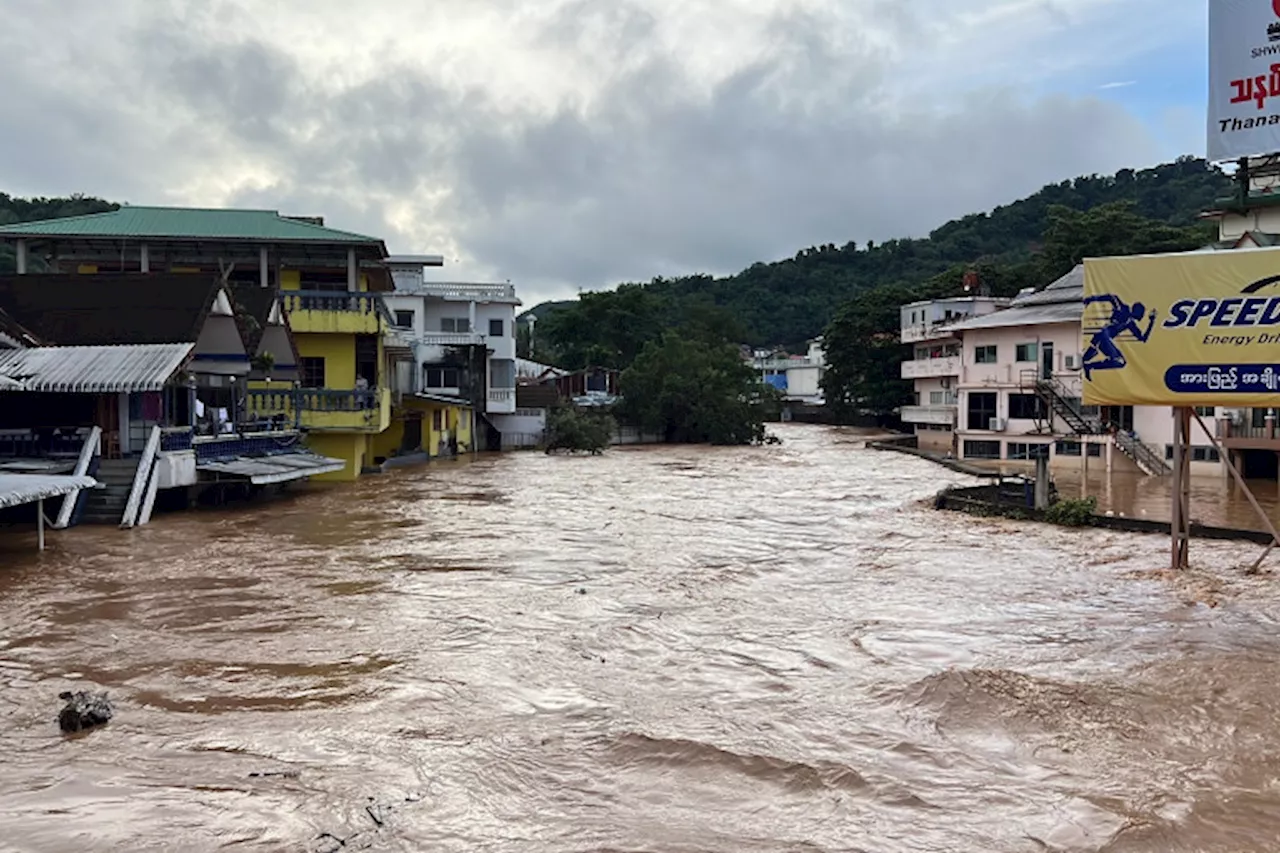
[544,405,615,454]
[619,333,780,445]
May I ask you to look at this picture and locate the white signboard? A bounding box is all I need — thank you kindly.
[1208,0,1280,162]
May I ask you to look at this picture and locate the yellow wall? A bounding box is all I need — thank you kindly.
[279,269,370,292]
[369,416,407,461]
[294,333,356,389]
[305,432,366,482]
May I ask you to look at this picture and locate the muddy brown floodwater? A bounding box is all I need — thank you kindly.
[3,424,1280,852]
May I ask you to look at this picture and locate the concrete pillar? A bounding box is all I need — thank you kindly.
[140,243,149,273]
[260,247,269,287]
[15,239,27,274]
[1034,455,1051,510]
[347,248,357,291]
[468,300,477,335]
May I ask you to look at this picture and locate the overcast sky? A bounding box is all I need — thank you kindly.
[0,0,1205,305]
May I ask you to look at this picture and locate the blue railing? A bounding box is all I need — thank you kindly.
[281,290,382,314]
[159,428,194,452]
[193,432,302,462]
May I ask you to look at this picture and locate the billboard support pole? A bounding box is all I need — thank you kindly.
[1192,411,1280,575]
[1171,407,1192,571]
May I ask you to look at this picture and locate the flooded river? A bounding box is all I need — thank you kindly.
[3,424,1280,852]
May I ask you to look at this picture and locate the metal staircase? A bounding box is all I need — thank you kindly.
[1112,429,1171,477]
[1021,370,1170,477]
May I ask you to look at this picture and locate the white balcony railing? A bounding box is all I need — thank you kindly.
[900,323,959,344]
[900,405,957,426]
[419,282,518,301]
[421,332,485,346]
[901,356,962,380]
[754,358,819,371]
[488,388,514,403]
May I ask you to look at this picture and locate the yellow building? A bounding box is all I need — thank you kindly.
[0,206,405,480]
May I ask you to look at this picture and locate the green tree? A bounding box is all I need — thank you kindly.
[1038,201,1215,281]
[821,283,917,420]
[619,332,773,444]
[544,405,616,454]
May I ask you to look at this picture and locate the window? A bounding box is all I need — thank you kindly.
[1194,446,1221,463]
[1194,406,1215,417]
[929,390,957,406]
[424,366,462,388]
[1007,442,1050,460]
[394,310,415,328]
[967,392,997,430]
[441,317,471,333]
[488,318,504,337]
[1008,394,1044,420]
[490,358,516,389]
[963,440,1001,460]
[974,345,998,364]
[1055,440,1082,457]
[1087,443,1102,458]
[300,357,325,388]
[1015,343,1038,362]
[1168,445,1222,463]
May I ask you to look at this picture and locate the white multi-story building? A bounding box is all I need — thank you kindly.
[901,267,1225,477]
[898,296,1009,452]
[383,257,522,438]
[754,338,827,410]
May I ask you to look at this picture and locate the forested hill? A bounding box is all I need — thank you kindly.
[0,194,118,272]
[525,156,1231,350]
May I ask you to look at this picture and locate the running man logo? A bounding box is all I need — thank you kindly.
[1082,248,1280,406]
[1080,294,1156,381]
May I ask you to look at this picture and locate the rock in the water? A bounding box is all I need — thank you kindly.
[57,690,113,733]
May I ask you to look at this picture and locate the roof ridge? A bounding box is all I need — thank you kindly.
[120,204,279,214]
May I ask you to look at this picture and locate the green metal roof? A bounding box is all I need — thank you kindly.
[0,206,386,247]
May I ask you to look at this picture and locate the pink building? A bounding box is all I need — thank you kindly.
[900,266,1225,478]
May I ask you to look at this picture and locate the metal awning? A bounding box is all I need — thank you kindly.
[413,392,473,407]
[0,473,97,510]
[0,343,193,393]
[197,452,346,485]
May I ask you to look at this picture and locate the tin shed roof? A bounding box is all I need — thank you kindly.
[0,343,193,393]
[0,474,98,510]
[0,206,385,248]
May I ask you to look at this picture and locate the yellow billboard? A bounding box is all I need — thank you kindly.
[1082,246,1280,406]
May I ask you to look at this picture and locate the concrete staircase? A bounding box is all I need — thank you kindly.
[80,458,139,525]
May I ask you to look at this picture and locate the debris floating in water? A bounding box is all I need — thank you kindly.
[57,690,113,733]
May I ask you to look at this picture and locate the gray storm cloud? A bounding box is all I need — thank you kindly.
[0,0,1178,304]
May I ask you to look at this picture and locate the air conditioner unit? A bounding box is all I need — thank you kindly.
[1064,355,1081,370]
[989,417,1006,432]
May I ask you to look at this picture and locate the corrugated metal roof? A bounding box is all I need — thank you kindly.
[0,374,24,390]
[197,452,346,485]
[0,474,97,510]
[0,343,193,393]
[942,301,1082,331]
[1011,265,1084,307]
[0,206,384,245]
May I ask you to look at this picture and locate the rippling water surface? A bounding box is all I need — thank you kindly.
[2,424,1280,852]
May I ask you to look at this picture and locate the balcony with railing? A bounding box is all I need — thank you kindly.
[414,282,519,302]
[488,387,516,413]
[421,332,486,346]
[159,427,306,461]
[900,405,958,426]
[901,356,962,380]
[1218,415,1280,449]
[280,290,385,334]
[900,322,961,345]
[244,387,392,433]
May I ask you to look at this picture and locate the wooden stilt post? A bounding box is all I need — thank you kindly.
[36,498,45,552]
[1192,411,1280,574]
[1171,407,1192,570]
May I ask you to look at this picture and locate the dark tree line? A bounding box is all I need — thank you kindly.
[0,193,117,273]
[523,156,1231,355]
